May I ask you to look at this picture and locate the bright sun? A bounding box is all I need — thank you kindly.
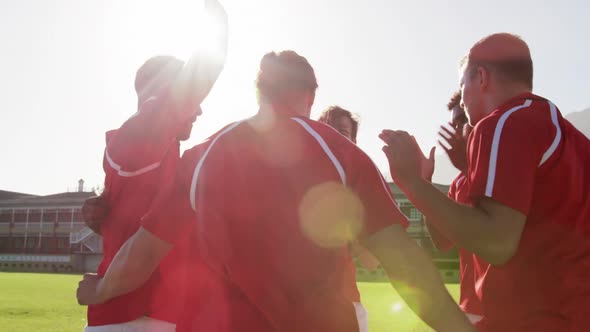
[137,0,227,61]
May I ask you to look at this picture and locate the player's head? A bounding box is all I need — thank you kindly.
[318,106,359,143]
[135,55,184,104]
[175,107,200,141]
[447,90,471,138]
[255,50,318,117]
[135,56,199,141]
[459,33,533,125]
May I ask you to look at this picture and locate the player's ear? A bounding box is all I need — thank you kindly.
[478,66,489,91]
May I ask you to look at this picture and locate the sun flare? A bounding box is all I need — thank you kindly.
[136,0,226,61]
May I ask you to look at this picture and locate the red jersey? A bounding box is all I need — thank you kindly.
[464,93,590,331]
[448,174,484,317]
[88,94,190,326]
[142,117,408,332]
[341,249,361,303]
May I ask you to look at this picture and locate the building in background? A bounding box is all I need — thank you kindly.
[0,180,101,273]
[386,182,459,282]
[0,181,458,280]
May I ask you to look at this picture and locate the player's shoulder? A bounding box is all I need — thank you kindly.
[129,95,169,124]
[290,117,360,149]
[291,117,340,136]
[105,129,117,144]
[139,94,168,110]
[474,94,553,137]
[180,120,245,163]
[108,96,169,145]
[288,117,377,172]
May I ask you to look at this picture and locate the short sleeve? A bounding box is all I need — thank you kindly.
[349,151,409,236]
[448,179,457,200]
[424,175,463,250]
[466,113,548,215]
[448,174,469,203]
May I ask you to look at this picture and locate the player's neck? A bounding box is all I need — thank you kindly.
[249,104,298,132]
[258,102,307,117]
[249,106,275,132]
[487,85,532,114]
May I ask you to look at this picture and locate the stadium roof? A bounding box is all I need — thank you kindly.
[0,182,450,208]
[0,191,94,208]
[0,190,36,201]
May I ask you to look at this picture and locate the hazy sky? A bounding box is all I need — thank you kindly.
[1,0,589,195]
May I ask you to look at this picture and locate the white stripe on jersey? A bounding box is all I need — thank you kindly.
[539,101,562,166]
[485,99,532,197]
[291,118,397,207]
[105,149,161,177]
[291,117,346,185]
[189,121,244,211]
[104,96,163,177]
[456,174,467,187]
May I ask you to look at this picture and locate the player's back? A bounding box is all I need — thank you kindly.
[89,96,183,326]
[539,116,590,232]
[529,111,590,329]
[100,96,181,252]
[184,116,392,332]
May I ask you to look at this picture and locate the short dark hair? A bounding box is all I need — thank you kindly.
[255,50,318,103]
[447,90,462,111]
[318,106,359,142]
[447,90,467,129]
[135,56,184,99]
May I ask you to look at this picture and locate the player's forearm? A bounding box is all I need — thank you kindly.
[400,177,511,265]
[424,217,454,252]
[97,229,170,302]
[366,228,473,331]
[175,9,228,105]
[355,245,380,271]
[421,173,453,251]
[180,51,226,103]
[388,253,472,332]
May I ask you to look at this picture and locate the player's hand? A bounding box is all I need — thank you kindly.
[379,130,426,186]
[82,196,109,235]
[205,0,228,29]
[415,137,435,182]
[438,123,467,173]
[174,0,228,115]
[351,242,380,271]
[76,273,105,305]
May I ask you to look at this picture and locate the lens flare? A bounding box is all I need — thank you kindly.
[299,182,364,248]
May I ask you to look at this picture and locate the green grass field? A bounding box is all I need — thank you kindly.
[0,272,459,332]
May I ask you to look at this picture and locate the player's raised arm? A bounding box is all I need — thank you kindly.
[170,0,229,111]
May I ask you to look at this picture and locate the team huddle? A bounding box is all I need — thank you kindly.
[75,1,590,331]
